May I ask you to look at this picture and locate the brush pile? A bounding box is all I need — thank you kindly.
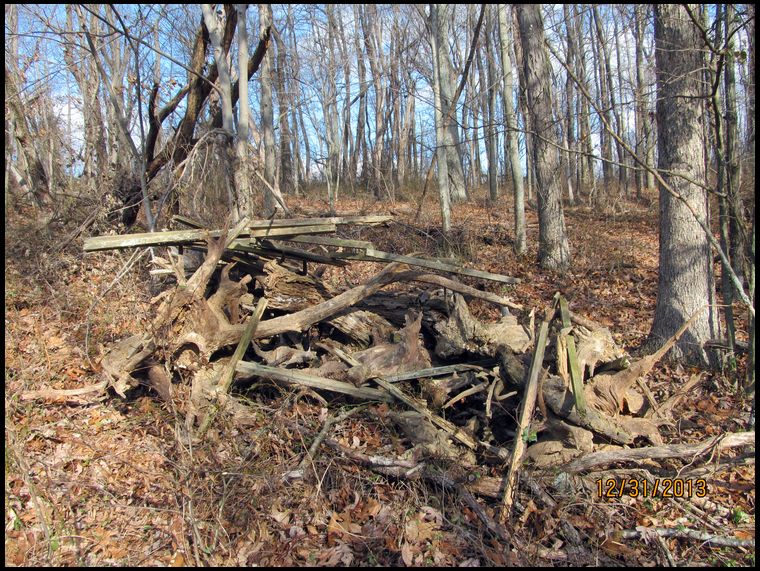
[74,214,714,528]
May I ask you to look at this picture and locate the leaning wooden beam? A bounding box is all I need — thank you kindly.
[500,295,557,522]
[559,295,586,416]
[251,214,392,228]
[248,224,336,238]
[236,361,392,402]
[198,298,268,437]
[226,239,348,266]
[84,222,336,251]
[336,248,521,284]
[408,273,523,309]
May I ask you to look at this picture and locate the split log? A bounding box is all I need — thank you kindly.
[258,260,395,346]
[327,309,396,346]
[541,374,664,445]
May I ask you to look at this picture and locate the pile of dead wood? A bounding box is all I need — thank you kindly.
[53,214,753,534]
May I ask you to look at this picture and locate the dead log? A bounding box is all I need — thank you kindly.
[561,431,755,473]
[389,410,477,464]
[541,374,664,445]
[258,260,395,346]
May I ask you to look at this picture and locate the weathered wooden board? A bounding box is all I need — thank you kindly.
[278,235,375,250]
[85,224,336,251]
[236,361,392,402]
[173,214,392,230]
[334,248,521,284]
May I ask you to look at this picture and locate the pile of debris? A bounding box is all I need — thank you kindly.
[74,214,714,532]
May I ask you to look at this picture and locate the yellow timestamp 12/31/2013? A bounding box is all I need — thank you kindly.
[596,478,708,499]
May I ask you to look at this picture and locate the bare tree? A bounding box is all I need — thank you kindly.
[591,6,614,202]
[273,24,294,195]
[430,3,451,233]
[497,5,526,255]
[233,4,250,219]
[484,6,499,202]
[430,4,467,203]
[516,4,570,272]
[648,4,718,366]
[258,4,285,216]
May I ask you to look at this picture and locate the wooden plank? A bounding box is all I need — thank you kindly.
[173,214,392,230]
[224,240,348,266]
[500,295,558,521]
[335,248,521,284]
[249,214,392,228]
[236,361,392,402]
[278,235,374,250]
[83,224,338,252]
[84,228,232,251]
[559,295,587,416]
[383,361,494,383]
[248,224,336,238]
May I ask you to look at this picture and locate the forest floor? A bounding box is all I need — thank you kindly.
[5,187,755,566]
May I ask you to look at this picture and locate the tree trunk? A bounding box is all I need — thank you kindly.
[352,5,368,185]
[723,4,746,285]
[258,4,285,216]
[562,4,576,207]
[274,25,294,195]
[634,5,646,198]
[497,4,526,255]
[232,4,250,220]
[516,4,571,272]
[430,3,452,234]
[484,7,499,202]
[432,4,467,203]
[648,4,718,366]
[611,10,628,196]
[576,5,596,200]
[201,5,235,133]
[592,7,613,202]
